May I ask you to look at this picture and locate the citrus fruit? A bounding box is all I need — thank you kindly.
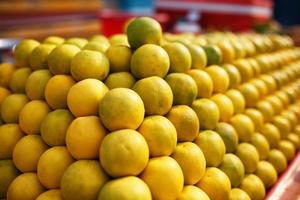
[278,140,296,161]
[29,44,56,70]
[211,93,234,122]
[0,63,14,88]
[104,72,136,89]
[130,44,169,78]
[126,17,162,49]
[235,143,259,173]
[100,129,149,177]
[260,74,277,93]
[109,34,129,46]
[222,64,241,88]
[64,37,88,48]
[9,67,31,93]
[281,110,298,129]
[203,45,223,65]
[250,133,270,160]
[244,109,264,132]
[89,35,110,48]
[1,94,29,123]
[225,89,246,114]
[239,174,265,200]
[185,44,207,69]
[66,116,108,159]
[261,123,281,148]
[194,130,225,167]
[188,69,213,98]
[14,39,40,68]
[250,79,268,99]
[206,65,229,93]
[70,50,109,81]
[36,190,63,200]
[217,40,235,63]
[256,100,274,122]
[67,79,108,117]
[166,105,199,142]
[272,115,291,139]
[254,161,277,188]
[105,45,131,72]
[133,76,173,115]
[140,156,184,200]
[82,41,107,53]
[233,59,254,82]
[177,185,210,200]
[239,83,260,107]
[196,167,231,200]
[98,176,151,200]
[215,122,238,153]
[171,142,206,184]
[165,73,197,105]
[230,114,255,142]
[0,160,20,198]
[191,98,220,130]
[0,124,24,159]
[266,95,283,114]
[37,146,74,189]
[44,36,65,45]
[0,87,10,106]
[287,133,300,150]
[229,188,250,200]
[267,149,287,173]
[60,160,109,200]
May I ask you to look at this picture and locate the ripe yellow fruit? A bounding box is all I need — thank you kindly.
[267,149,287,173]
[100,129,149,177]
[215,122,238,153]
[275,91,290,108]
[217,40,235,63]
[260,74,277,94]
[165,73,197,105]
[233,59,254,83]
[0,63,14,88]
[196,167,231,200]
[66,116,108,159]
[250,79,268,99]
[239,83,260,107]
[194,130,225,167]
[126,17,162,49]
[12,135,48,172]
[166,105,199,142]
[222,64,241,88]
[70,50,109,81]
[239,174,265,200]
[226,89,246,114]
[36,190,63,200]
[186,44,207,69]
[133,76,173,115]
[9,67,31,93]
[192,98,220,130]
[261,123,281,148]
[19,100,50,134]
[171,142,206,185]
[40,109,74,146]
[138,116,177,157]
[244,109,264,132]
[254,161,277,188]
[162,42,191,72]
[278,140,296,161]
[104,72,136,89]
[219,153,245,187]
[0,87,11,106]
[281,110,298,130]
[0,124,24,159]
[82,41,107,53]
[65,37,88,48]
[272,115,291,139]
[61,160,109,200]
[1,94,29,123]
[131,44,169,78]
[89,35,109,48]
[0,160,20,198]
[230,114,255,142]
[7,173,45,200]
[256,100,275,123]
[29,44,56,70]
[45,75,75,109]
[14,39,40,68]
[25,69,52,100]
[105,45,132,72]
[98,176,152,200]
[206,65,229,93]
[67,79,108,117]
[109,34,129,46]
[287,133,300,150]
[229,188,251,200]
[235,143,259,173]
[211,93,234,122]
[250,133,270,160]
[203,45,223,65]
[37,147,74,189]
[266,95,283,114]
[44,36,65,45]
[48,44,80,75]
[188,69,213,98]
[140,156,184,200]
[177,185,210,200]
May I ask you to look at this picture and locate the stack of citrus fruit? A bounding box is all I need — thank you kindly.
[0,17,300,200]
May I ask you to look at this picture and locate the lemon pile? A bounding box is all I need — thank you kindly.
[0,17,300,200]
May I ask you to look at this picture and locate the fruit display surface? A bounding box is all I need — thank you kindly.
[0,16,300,200]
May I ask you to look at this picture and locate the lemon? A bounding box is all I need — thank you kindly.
[0,63,14,89]
[191,98,220,130]
[256,100,275,123]
[196,167,231,200]
[261,123,281,148]
[188,69,213,98]
[165,73,197,105]
[1,94,29,123]
[266,95,283,114]
[206,65,229,93]
[29,44,56,70]
[267,149,287,173]
[36,190,63,200]
[203,45,223,65]
[171,142,206,184]
[98,176,151,200]
[233,59,254,83]
[89,35,110,48]
[140,156,184,200]
[236,143,259,173]
[222,64,241,88]
[61,160,109,200]
[105,45,132,72]
[104,72,136,89]
[244,109,264,132]
[250,79,268,99]
[254,161,277,188]
[100,129,149,177]
[0,160,20,198]
[37,146,75,189]
[0,87,10,106]
[239,174,265,200]
[186,44,207,69]
[133,76,173,115]
[166,105,199,142]
[70,50,109,81]
[126,17,162,49]
[226,89,245,114]
[281,110,298,130]
[130,44,169,78]
[66,116,108,159]
[67,79,108,117]
[239,83,260,107]
[9,67,31,93]
[229,188,250,200]
[230,114,255,142]
[217,40,235,63]
[250,133,270,160]
[211,93,234,122]
[0,124,24,159]
[278,140,296,161]
[215,122,238,153]
[14,39,40,68]
[272,115,291,139]
[109,34,129,46]
[260,74,277,94]
[82,41,108,53]
[194,130,225,167]
[287,133,300,150]
[64,37,88,48]
[44,36,65,45]
[177,185,210,200]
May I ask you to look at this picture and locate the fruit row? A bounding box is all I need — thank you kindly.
[0,17,300,200]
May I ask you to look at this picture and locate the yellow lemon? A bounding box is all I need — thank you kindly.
[229,188,250,200]
[82,41,108,53]
[206,65,229,93]
[235,143,259,173]
[188,69,213,98]
[287,133,300,150]
[250,133,270,160]
[109,34,129,46]
[278,140,296,161]
[244,109,264,132]
[105,45,132,72]
[239,83,260,107]
[222,64,241,89]
[217,40,235,63]
[261,123,281,148]
[89,35,110,48]
[266,95,284,114]
[211,93,234,122]
[0,87,10,107]
[36,190,63,200]
[1,94,29,123]
[233,59,254,83]
[226,89,246,114]
[215,122,238,153]
[177,185,210,200]
[14,39,40,68]
[0,160,20,198]
[254,161,277,188]
[239,174,265,200]
[0,63,14,88]
[250,79,268,99]
[64,37,88,48]
[267,149,287,173]
[44,36,65,45]
[256,100,274,123]
[272,115,291,139]
[29,44,56,70]
[260,74,277,94]
[230,114,255,142]
[186,44,207,69]
[9,67,31,93]
[104,72,136,89]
